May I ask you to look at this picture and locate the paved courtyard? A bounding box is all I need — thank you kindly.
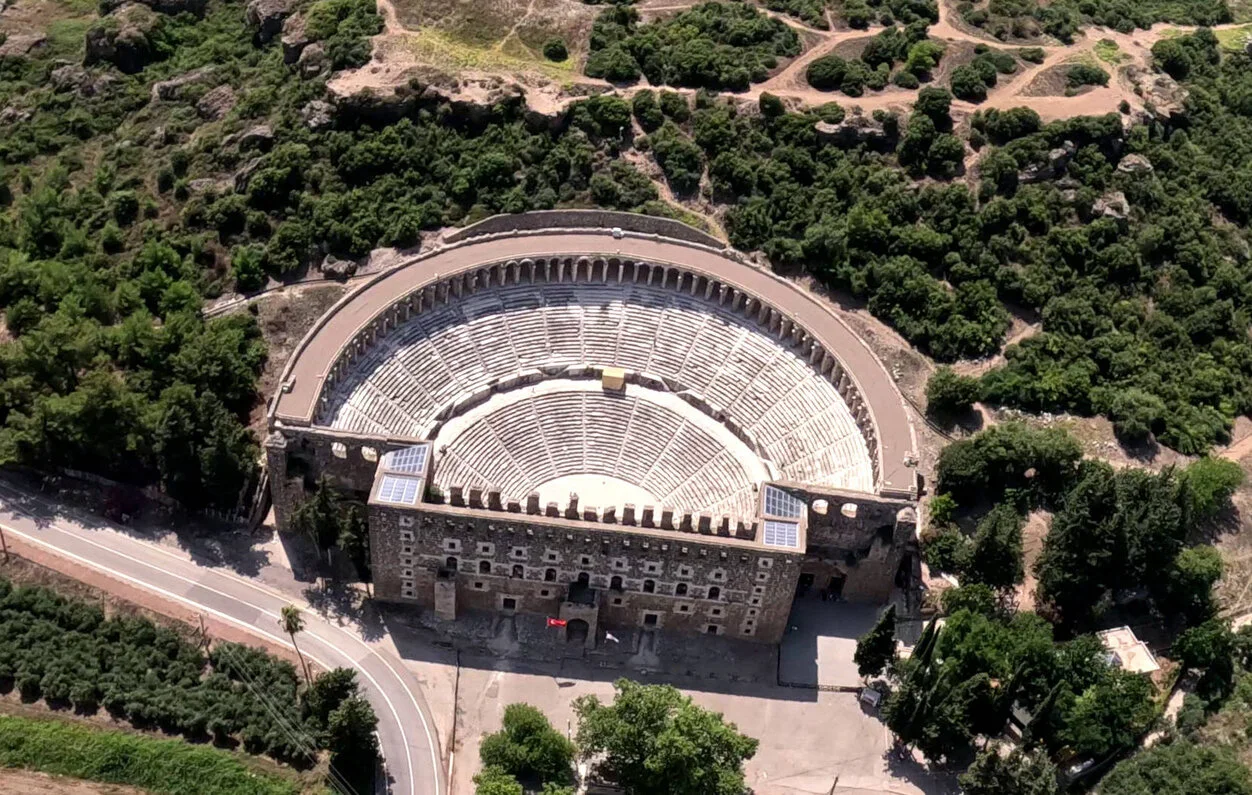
[371,602,954,795]
[448,654,956,795]
[779,598,884,690]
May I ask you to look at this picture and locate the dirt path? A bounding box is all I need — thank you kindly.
[0,768,145,795]
[338,0,1250,129]
[1221,431,1252,462]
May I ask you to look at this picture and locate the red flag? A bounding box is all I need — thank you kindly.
[547,617,568,628]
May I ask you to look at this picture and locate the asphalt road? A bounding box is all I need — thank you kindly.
[0,482,445,795]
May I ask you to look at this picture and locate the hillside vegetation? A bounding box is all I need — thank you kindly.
[0,576,377,792]
[0,0,1250,503]
[0,712,312,795]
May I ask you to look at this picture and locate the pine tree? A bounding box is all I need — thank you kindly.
[854,605,898,678]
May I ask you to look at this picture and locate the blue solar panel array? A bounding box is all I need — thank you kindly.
[382,445,429,475]
[377,474,421,505]
[762,520,800,549]
[763,485,805,519]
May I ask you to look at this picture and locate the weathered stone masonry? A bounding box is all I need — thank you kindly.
[265,218,921,648]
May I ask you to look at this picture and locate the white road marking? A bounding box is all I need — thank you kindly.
[0,507,440,795]
[0,483,443,795]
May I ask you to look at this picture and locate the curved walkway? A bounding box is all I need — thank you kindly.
[0,481,445,795]
[270,227,918,497]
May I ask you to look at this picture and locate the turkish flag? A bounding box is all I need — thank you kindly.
[547,617,568,628]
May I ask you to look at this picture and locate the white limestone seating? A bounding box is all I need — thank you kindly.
[428,380,771,524]
[319,280,874,493]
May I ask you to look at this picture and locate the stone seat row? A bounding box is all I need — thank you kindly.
[321,281,874,489]
[429,390,759,522]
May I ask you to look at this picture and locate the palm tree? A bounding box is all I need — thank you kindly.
[280,604,311,684]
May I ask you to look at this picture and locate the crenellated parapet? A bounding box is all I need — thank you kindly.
[429,483,760,542]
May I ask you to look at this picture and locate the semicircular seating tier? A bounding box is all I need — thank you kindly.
[428,383,770,524]
[318,279,875,494]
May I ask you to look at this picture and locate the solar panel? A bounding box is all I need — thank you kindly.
[762,520,800,549]
[763,485,805,519]
[383,445,429,475]
[377,474,421,505]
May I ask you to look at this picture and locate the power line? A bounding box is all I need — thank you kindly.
[218,642,363,795]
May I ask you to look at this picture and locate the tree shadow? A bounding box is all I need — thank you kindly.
[927,407,985,435]
[1117,435,1163,464]
[883,744,962,795]
[0,470,274,579]
[302,580,387,643]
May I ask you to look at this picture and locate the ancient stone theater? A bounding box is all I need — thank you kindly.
[266,211,919,646]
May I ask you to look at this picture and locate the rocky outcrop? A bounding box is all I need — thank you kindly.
[1126,65,1187,123]
[233,156,264,192]
[320,254,356,280]
[280,13,310,64]
[297,41,327,77]
[1117,154,1153,175]
[196,84,236,120]
[187,177,229,195]
[815,114,889,145]
[245,0,291,44]
[1019,140,1076,183]
[301,99,334,129]
[1093,190,1130,222]
[0,33,47,59]
[51,63,117,97]
[101,0,206,16]
[238,124,274,150]
[0,106,31,124]
[84,4,163,74]
[150,66,213,101]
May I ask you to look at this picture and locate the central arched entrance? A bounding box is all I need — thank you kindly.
[565,618,589,646]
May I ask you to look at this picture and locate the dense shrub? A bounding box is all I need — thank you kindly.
[1035,457,1234,631]
[936,423,1083,504]
[585,2,800,90]
[1067,62,1109,88]
[542,38,568,61]
[960,0,1228,42]
[807,54,848,90]
[0,577,375,787]
[1099,742,1252,795]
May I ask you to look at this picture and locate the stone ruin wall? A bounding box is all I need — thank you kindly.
[444,210,727,250]
[369,501,801,644]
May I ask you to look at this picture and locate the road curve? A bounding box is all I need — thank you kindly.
[0,481,445,795]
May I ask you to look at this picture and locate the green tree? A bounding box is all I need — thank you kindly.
[542,38,568,62]
[479,703,575,785]
[806,54,847,90]
[964,505,1024,590]
[1165,546,1224,624]
[574,679,758,795]
[927,366,980,415]
[854,605,898,678]
[279,605,311,684]
[960,746,1059,795]
[327,696,379,795]
[950,64,988,101]
[1060,669,1155,757]
[475,767,524,795]
[915,87,953,128]
[1180,458,1244,522]
[302,668,359,731]
[1099,742,1252,795]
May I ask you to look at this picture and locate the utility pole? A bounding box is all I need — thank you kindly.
[0,524,9,563]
